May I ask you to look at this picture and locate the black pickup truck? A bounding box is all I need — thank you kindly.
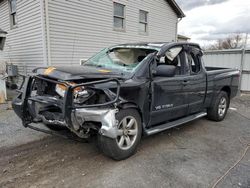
[12,42,240,160]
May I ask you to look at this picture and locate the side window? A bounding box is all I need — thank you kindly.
[187,52,201,74]
[113,2,126,30]
[9,0,17,28]
[139,10,148,34]
[158,47,187,76]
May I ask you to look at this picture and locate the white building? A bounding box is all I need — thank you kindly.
[0,0,184,74]
[177,34,190,42]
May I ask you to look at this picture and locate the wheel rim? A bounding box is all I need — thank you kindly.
[116,116,138,150]
[218,97,227,117]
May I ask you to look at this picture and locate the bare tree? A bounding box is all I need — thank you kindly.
[206,34,245,50]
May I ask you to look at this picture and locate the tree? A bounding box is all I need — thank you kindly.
[206,34,245,50]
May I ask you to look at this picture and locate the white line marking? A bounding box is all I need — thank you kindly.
[229,107,237,111]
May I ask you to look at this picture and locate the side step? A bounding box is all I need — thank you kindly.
[145,112,207,136]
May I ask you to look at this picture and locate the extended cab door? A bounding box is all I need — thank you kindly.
[184,47,207,114]
[149,46,189,126]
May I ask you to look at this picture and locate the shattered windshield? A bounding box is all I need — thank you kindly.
[83,47,157,73]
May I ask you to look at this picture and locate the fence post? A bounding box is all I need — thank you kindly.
[239,33,248,93]
[239,48,245,92]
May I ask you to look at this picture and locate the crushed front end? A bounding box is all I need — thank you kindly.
[12,75,121,139]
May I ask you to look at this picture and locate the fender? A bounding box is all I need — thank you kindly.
[117,102,148,133]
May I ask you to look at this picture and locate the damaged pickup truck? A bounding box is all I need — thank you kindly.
[12,42,240,160]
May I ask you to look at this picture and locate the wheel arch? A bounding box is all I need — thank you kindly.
[118,102,142,117]
[117,102,144,127]
[221,86,231,98]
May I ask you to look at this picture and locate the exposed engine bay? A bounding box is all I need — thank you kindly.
[18,75,121,139]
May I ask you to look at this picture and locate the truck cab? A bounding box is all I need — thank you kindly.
[149,43,207,125]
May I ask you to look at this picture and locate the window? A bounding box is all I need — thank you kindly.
[84,48,155,73]
[139,10,148,33]
[113,2,125,30]
[158,47,188,76]
[0,37,6,51]
[187,53,201,74]
[9,0,17,28]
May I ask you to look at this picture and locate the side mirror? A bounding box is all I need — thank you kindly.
[153,65,176,77]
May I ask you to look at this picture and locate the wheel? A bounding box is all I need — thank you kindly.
[98,109,142,160]
[207,91,229,121]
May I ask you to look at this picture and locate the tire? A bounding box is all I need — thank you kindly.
[207,91,229,121]
[98,109,142,161]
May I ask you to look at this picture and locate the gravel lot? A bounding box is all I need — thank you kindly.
[0,94,249,188]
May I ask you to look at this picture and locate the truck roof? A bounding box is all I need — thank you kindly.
[114,42,201,50]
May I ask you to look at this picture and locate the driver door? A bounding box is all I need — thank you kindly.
[149,46,189,126]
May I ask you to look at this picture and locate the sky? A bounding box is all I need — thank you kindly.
[175,0,250,46]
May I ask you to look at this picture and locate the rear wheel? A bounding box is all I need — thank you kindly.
[98,109,142,160]
[207,91,229,121]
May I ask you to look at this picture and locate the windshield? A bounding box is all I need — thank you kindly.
[83,47,156,73]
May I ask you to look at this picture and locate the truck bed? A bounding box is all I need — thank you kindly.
[204,66,240,108]
[205,66,234,71]
[205,66,239,76]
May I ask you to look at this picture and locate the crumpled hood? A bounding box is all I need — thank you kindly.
[36,65,125,81]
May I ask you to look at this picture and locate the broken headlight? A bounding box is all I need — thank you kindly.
[55,83,94,104]
[55,83,87,98]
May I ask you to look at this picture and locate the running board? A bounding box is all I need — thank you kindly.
[145,112,207,136]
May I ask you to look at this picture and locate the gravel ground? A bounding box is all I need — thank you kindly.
[0,105,49,150]
[0,94,249,188]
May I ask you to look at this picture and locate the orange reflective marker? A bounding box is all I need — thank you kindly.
[44,67,56,75]
[98,69,111,73]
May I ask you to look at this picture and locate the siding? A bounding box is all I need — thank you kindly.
[47,0,178,66]
[0,0,45,74]
[203,49,250,91]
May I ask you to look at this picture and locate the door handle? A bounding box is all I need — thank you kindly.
[182,80,190,85]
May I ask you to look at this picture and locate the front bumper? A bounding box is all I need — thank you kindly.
[12,75,121,139]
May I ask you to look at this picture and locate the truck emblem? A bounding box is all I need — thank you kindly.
[155,104,174,110]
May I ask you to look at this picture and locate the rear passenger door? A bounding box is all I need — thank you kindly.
[184,47,207,114]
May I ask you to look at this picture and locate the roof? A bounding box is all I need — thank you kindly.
[112,42,200,51]
[114,42,169,47]
[177,34,190,40]
[166,0,185,18]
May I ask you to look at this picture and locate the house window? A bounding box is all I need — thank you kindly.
[113,2,125,30]
[9,0,17,28]
[139,10,148,33]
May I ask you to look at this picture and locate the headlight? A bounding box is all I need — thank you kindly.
[55,84,67,97]
[55,83,87,98]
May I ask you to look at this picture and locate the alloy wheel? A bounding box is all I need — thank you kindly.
[218,97,227,117]
[116,116,138,150]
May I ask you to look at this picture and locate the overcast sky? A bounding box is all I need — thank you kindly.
[176,0,250,45]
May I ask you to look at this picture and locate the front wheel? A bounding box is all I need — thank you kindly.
[98,109,142,160]
[207,91,229,121]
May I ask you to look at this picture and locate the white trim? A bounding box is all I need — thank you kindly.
[39,0,48,66]
[45,0,51,66]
